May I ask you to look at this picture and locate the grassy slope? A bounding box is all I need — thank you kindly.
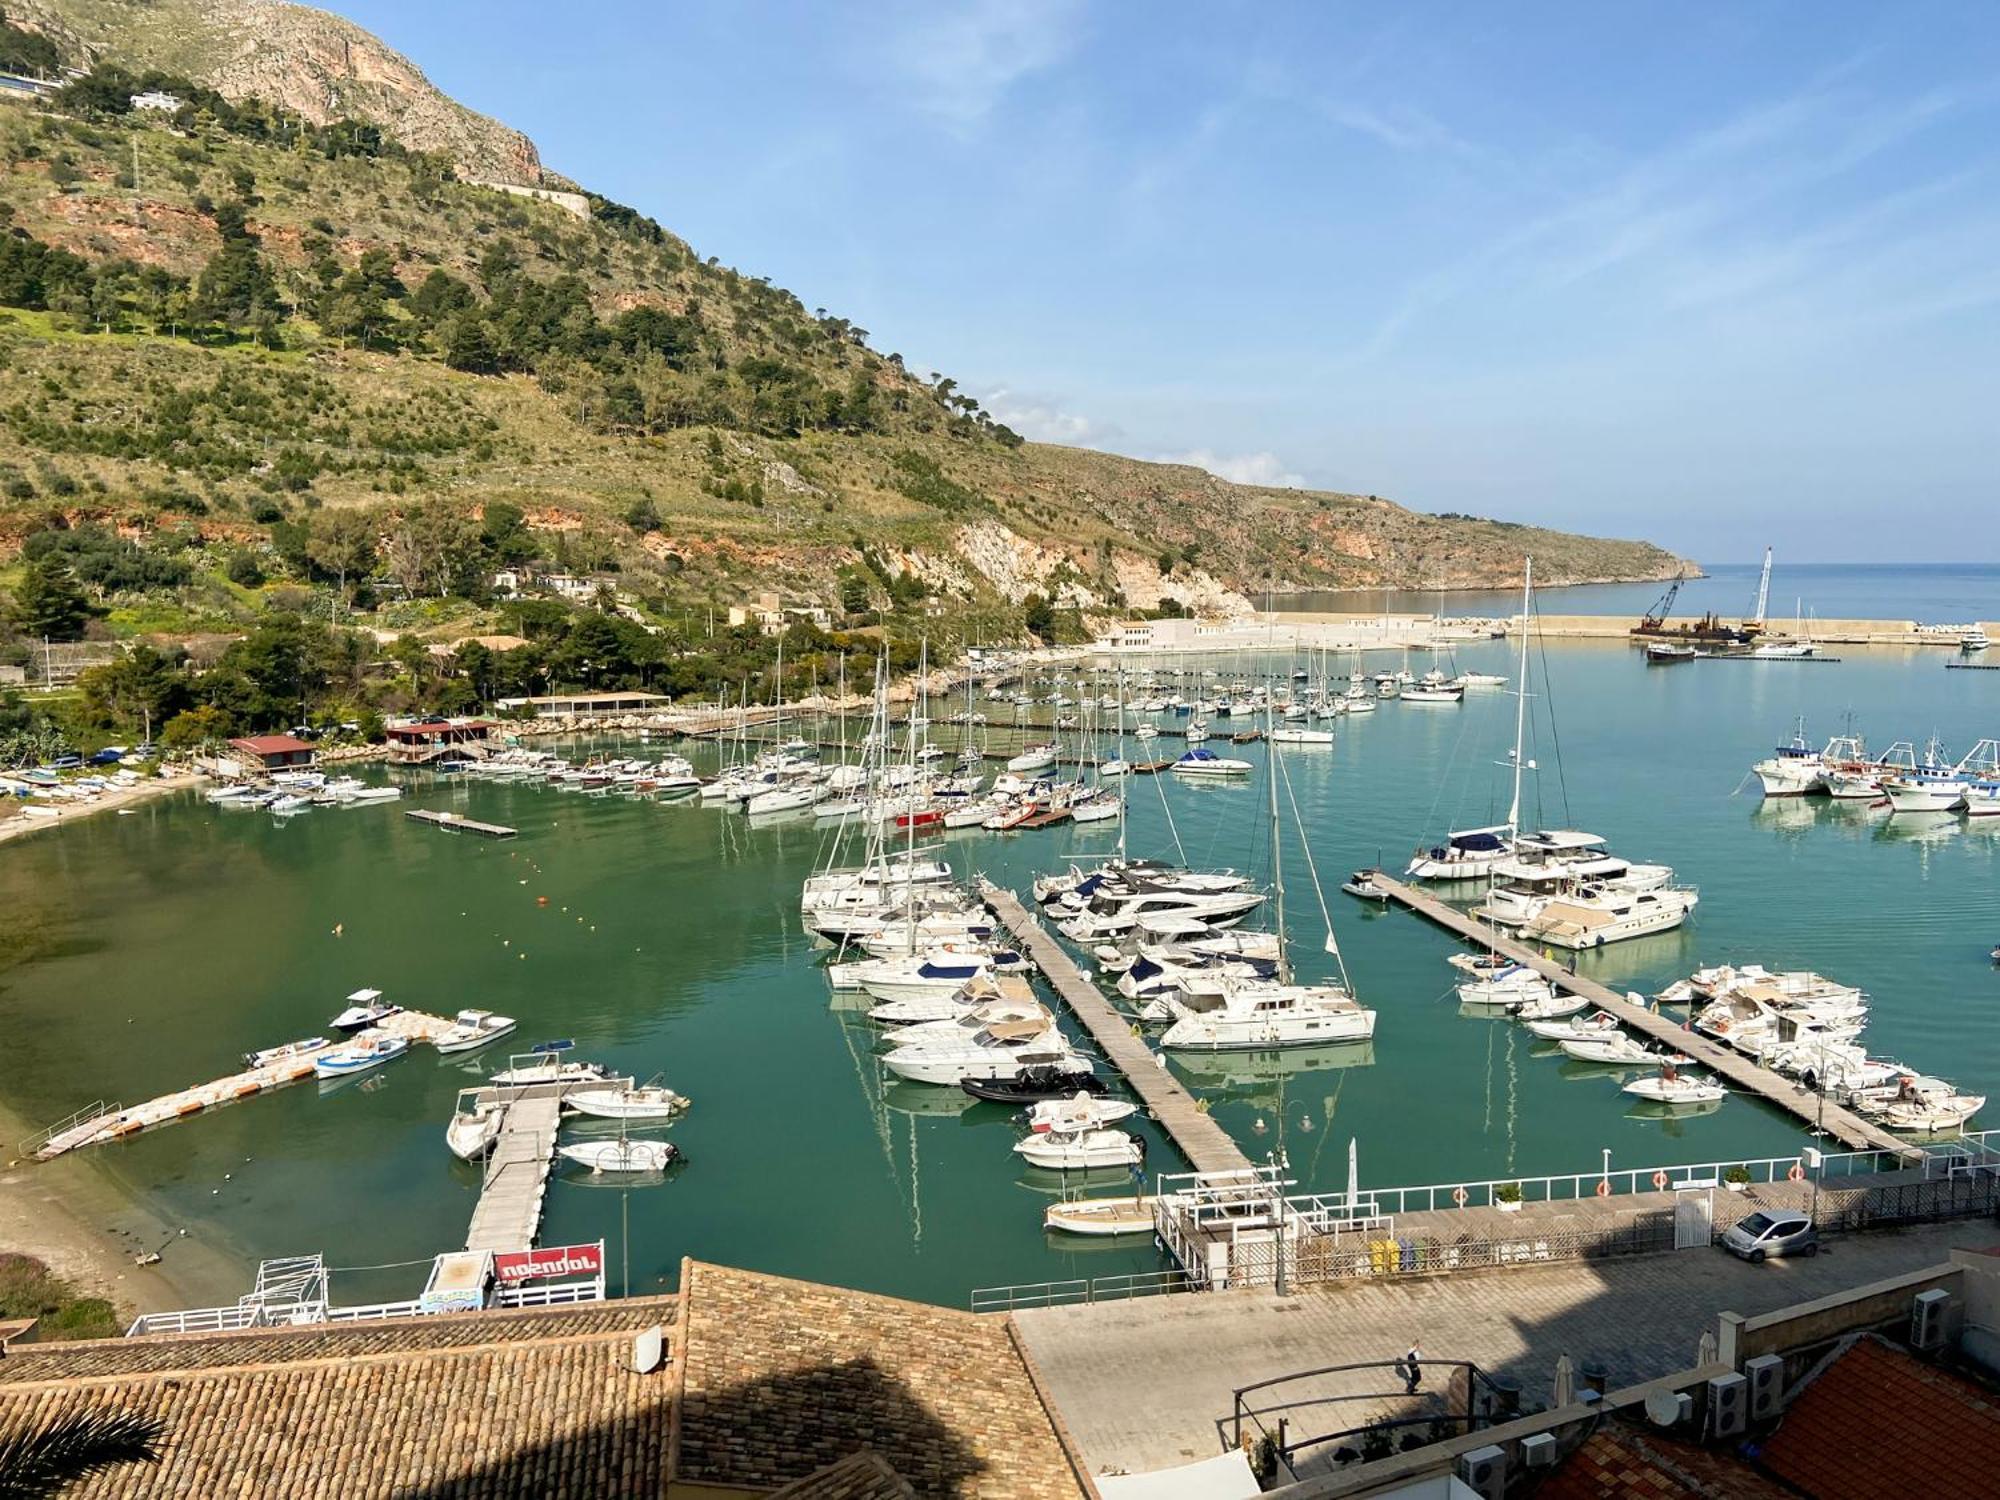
[0,34,1685,619]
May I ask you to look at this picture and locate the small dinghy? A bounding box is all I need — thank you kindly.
[330,988,400,1032]
[313,1031,409,1079]
[445,1099,504,1160]
[1621,1066,1726,1106]
[434,1009,518,1054]
[243,1036,329,1069]
[559,1137,681,1174]
[1341,870,1390,901]
[1026,1093,1138,1132]
[1014,1127,1144,1170]
[564,1084,689,1121]
[1524,1011,1622,1043]
[962,1068,1110,1104]
[1045,1194,1162,1237]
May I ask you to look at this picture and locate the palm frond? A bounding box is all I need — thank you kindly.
[0,1409,165,1500]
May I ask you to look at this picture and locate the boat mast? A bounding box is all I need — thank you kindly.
[1115,665,1127,858]
[1268,691,1289,985]
[1751,546,1773,628]
[1505,556,1534,839]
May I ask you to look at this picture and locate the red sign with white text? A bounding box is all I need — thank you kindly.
[493,1243,603,1283]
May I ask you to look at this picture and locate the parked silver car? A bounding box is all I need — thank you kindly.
[1721,1210,1819,1263]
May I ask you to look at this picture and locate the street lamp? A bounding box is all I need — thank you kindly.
[1601,1147,1612,1196]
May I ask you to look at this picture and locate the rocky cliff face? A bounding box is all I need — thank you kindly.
[13,0,544,183]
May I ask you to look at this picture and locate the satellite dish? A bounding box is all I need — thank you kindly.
[631,1324,666,1375]
[1645,1390,1683,1427]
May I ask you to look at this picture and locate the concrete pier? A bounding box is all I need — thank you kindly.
[979,880,1252,1176]
[1363,872,1917,1157]
[465,1096,562,1253]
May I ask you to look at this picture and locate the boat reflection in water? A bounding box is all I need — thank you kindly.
[881,1076,981,1120]
[1167,1040,1375,1096]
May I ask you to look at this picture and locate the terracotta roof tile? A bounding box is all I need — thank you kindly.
[769,1451,920,1500]
[1758,1337,2000,1500]
[1538,1421,1795,1500]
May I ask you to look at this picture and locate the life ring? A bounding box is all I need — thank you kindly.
[1787,1163,1805,1182]
[1652,1170,1669,1190]
[1596,1180,1611,1197]
[1452,1186,1469,1206]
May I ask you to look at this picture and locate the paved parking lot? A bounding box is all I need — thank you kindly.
[1013,1219,1998,1476]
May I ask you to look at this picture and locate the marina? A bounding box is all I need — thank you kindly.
[3,613,1999,1309]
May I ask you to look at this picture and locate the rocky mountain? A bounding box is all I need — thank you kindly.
[8,0,543,182]
[0,0,1685,641]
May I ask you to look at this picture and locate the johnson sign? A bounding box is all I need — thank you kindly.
[494,1243,603,1283]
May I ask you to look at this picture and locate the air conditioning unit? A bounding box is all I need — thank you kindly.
[1520,1432,1559,1468]
[1707,1372,1748,1439]
[1744,1354,1784,1420]
[1455,1444,1507,1500]
[1911,1288,1952,1351]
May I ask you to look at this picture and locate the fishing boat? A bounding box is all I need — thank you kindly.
[1644,642,1697,664]
[1751,722,1825,796]
[313,1031,410,1079]
[1170,749,1253,777]
[1621,1066,1726,1106]
[559,1137,681,1174]
[242,1035,331,1069]
[564,1083,689,1120]
[1013,1127,1144,1170]
[329,988,400,1032]
[1044,1194,1163,1236]
[445,1094,504,1160]
[434,1009,518,1054]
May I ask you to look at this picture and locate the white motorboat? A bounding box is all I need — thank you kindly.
[879,1000,1051,1048]
[330,988,400,1032]
[1006,744,1059,773]
[313,1031,409,1079]
[1963,626,1991,653]
[1524,1010,1624,1043]
[1268,727,1334,745]
[434,1009,519,1054]
[564,1084,689,1120]
[559,1137,681,1173]
[1561,1034,1688,1066]
[837,946,1027,1002]
[445,1097,504,1160]
[882,1018,1090,1086]
[1013,1127,1144,1170]
[1518,886,1699,949]
[1511,989,1589,1022]
[1621,1068,1726,1106]
[1170,749,1253,777]
[1045,1195,1163,1236]
[1026,1094,1138,1132]
[1160,978,1376,1050]
[242,1035,330,1069]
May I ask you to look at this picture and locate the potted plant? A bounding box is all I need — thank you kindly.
[1495,1182,1524,1212]
[1724,1166,1752,1193]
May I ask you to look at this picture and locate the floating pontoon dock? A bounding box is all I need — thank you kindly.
[1362,872,1917,1157]
[405,808,517,838]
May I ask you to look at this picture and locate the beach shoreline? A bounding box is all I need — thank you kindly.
[0,1092,247,1325]
[0,771,204,848]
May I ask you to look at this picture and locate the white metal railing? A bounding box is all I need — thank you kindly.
[323,1299,427,1322]
[970,1269,1191,1313]
[26,1099,118,1156]
[126,1304,273,1337]
[1360,1145,1907,1216]
[496,1279,604,1308]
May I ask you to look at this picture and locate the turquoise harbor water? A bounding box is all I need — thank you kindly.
[1,632,1998,1308]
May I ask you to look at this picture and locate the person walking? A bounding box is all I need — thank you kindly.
[1403,1342,1423,1396]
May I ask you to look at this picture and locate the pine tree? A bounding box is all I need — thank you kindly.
[9,555,89,641]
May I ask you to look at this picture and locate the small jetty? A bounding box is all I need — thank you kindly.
[1362,872,1917,1157]
[979,880,1252,1176]
[406,808,517,838]
[461,1073,635,1251]
[32,1009,462,1161]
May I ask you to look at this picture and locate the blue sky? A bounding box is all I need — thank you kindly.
[335,1,2000,563]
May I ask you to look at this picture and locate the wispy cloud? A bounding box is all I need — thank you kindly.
[981,386,1118,446]
[878,0,1084,130]
[1157,449,1306,489]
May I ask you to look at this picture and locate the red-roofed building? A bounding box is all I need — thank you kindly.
[228,734,317,770]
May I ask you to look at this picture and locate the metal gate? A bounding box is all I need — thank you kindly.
[1674,1190,1713,1249]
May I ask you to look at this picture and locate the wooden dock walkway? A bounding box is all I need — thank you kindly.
[406,808,517,838]
[465,1095,562,1253]
[979,881,1253,1176]
[1363,872,1917,1157]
